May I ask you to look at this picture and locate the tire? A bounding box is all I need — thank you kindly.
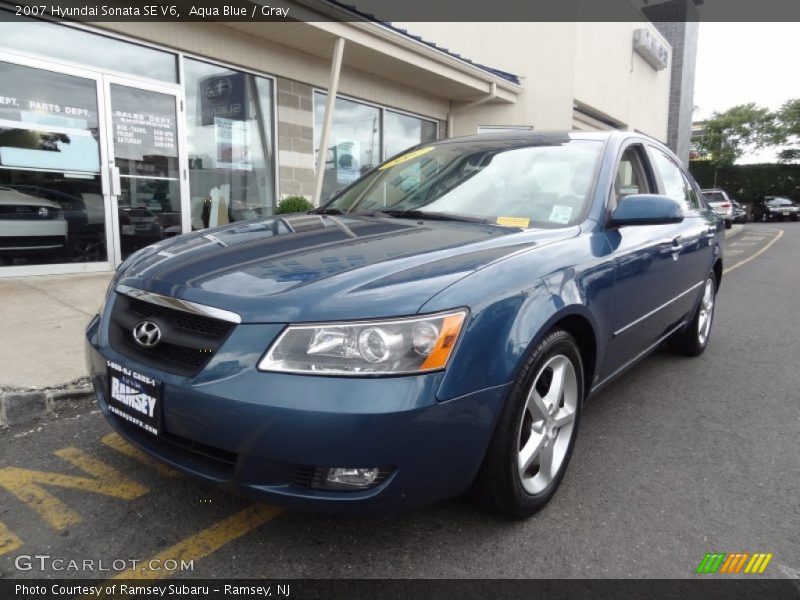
[670,274,716,357]
[724,219,732,229]
[473,329,584,519]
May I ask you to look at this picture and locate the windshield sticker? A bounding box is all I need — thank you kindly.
[379,146,434,170]
[549,205,573,224]
[496,216,530,228]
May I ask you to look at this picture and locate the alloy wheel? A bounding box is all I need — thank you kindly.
[697,278,715,346]
[517,354,579,495]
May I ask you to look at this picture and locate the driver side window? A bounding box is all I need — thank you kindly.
[613,146,651,207]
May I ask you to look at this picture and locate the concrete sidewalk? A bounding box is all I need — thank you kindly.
[0,271,111,389]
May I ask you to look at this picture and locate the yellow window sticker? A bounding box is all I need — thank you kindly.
[379,146,435,170]
[496,216,530,228]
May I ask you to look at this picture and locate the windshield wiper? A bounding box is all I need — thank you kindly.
[310,207,344,215]
[375,209,491,224]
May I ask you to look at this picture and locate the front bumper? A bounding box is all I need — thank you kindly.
[85,314,507,514]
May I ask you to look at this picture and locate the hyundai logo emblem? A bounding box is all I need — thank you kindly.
[132,320,162,348]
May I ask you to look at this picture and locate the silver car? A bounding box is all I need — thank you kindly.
[701,189,733,229]
[0,187,68,253]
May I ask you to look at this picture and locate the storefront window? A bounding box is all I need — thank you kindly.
[0,61,107,265]
[0,11,177,83]
[314,93,381,203]
[384,110,437,159]
[183,58,276,230]
[314,93,437,202]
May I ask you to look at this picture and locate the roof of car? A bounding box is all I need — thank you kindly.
[432,130,634,145]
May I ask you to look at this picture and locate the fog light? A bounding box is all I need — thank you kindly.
[326,467,380,489]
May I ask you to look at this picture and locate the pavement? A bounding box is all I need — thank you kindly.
[0,223,797,582]
[0,272,111,389]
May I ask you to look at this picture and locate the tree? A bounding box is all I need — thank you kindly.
[775,99,800,162]
[695,103,777,168]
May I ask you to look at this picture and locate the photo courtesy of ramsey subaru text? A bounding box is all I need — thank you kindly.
[85,131,724,518]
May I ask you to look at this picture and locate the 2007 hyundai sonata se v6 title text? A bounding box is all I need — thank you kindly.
[86,131,724,518]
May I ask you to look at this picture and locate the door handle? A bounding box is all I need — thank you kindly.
[670,236,684,256]
[706,228,716,239]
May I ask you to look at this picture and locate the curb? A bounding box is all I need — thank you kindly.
[0,377,95,428]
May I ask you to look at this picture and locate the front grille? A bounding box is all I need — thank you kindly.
[0,205,62,220]
[108,291,235,377]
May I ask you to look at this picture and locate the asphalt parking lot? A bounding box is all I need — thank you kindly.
[1,223,798,581]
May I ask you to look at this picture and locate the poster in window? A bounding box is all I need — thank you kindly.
[198,72,249,127]
[334,139,360,185]
[215,117,252,171]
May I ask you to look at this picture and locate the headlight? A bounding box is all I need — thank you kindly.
[258,310,468,375]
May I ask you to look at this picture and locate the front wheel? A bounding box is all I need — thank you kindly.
[473,329,583,519]
[670,275,716,356]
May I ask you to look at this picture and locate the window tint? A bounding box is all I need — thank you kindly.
[650,148,695,211]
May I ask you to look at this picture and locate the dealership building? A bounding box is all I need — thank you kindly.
[0,0,695,278]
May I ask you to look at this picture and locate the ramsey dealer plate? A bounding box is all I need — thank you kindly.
[106,359,162,436]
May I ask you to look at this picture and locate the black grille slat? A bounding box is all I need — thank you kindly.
[109,292,235,377]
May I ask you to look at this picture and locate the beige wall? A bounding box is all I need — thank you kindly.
[573,22,670,139]
[395,19,671,140]
[92,21,450,120]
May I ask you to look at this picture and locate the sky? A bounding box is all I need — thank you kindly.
[694,22,800,163]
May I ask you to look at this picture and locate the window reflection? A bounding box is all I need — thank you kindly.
[0,61,106,266]
[184,59,276,230]
[314,94,438,203]
[0,10,177,82]
[384,110,437,159]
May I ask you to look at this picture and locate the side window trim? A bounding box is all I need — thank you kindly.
[606,141,656,215]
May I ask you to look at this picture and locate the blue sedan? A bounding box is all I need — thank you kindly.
[85,131,723,518]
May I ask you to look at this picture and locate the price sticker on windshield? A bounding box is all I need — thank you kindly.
[496,216,530,228]
[379,146,435,170]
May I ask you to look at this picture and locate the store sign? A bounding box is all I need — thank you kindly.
[198,72,249,126]
[632,28,669,71]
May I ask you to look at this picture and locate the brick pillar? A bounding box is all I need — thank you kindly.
[276,78,317,201]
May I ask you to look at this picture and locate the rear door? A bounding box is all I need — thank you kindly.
[647,146,716,323]
[600,142,688,378]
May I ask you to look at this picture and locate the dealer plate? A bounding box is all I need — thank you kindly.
[107,360,162,436]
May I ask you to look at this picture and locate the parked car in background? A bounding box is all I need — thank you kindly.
[751,196,800,222]
[87,131,724,519]
[701,189,733,229]
[0,187,67,258]
[731,200,747,224]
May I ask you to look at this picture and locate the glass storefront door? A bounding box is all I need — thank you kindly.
[0,52,186,275]
[103,78,185,262]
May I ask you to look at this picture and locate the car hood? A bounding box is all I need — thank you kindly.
[116,214,578,323]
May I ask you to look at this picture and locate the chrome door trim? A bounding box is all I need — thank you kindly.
[612,280,704,337]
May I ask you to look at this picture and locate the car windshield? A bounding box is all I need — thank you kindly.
[767,198,793,206]
[703,192,726,202]
[320,138,602,228]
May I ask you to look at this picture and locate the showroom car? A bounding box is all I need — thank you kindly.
[751,196,800,222]
[0,186,67,258]
[86,131,724,518]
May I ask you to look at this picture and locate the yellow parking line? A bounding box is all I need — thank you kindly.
[101,433,181,479]
[0,447,148,531]
[0,520,23,557]
[112,503,282,580]
[724,229,784,274]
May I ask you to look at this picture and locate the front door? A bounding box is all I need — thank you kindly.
[103,76,187,264]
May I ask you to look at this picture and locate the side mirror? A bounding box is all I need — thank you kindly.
[610,194,684,227]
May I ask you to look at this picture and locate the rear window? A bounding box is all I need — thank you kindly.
[702,192,726,203]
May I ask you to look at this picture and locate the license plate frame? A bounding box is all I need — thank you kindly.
[106,360,162,436]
